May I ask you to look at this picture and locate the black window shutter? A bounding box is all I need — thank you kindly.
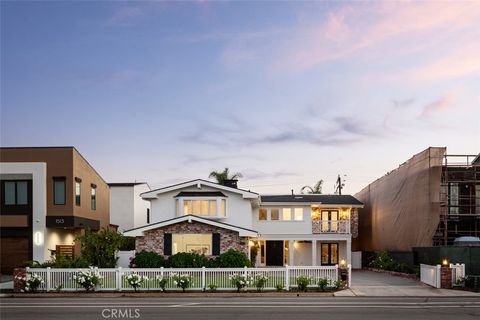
[212,233,220,256]
[164,233,172,255]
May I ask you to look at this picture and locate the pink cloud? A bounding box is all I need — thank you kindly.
[271,2,480,73]
[420,95,455,118]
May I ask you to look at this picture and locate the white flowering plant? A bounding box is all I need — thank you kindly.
[73,267,103,292]
[253,273,269,292]
[125,272,148,292]
[156,276,168,292]
[171,273,193,292]
[229,274,253,292]
[15,273,44,292]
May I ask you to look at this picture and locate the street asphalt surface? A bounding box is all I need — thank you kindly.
[1,296,480,320]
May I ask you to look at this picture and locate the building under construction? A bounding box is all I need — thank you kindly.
[353,147,479,253]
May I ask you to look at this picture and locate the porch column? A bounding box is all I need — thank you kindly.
[346,238,352,265]
[289,240,294,266]
[311,240,317,266]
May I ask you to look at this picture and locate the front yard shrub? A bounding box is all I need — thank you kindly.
[275,284,284,292]
[119,236,136,251]
[25,256,90,268]
[156,276,168,292]
[131,251,166,268]
[171,273,193,292]
[76,228,123,268]
[334,280,345,289]
[317,278,329,291]
[229,274,253,292]
[369,251,412,273]
[167,252,210,268]
[15,273,44,292]
[212,249,251,268]
[253,274,268,292]
[73,267,103,292]
[125,272,148,292]
[208,284,218,291]
[296,275,311,292]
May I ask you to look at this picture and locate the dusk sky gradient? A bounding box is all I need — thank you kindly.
[1,1,479,194]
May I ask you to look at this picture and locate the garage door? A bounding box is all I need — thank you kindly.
[1,237,29,274]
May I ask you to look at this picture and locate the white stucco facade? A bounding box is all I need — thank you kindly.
[109,183,151,232]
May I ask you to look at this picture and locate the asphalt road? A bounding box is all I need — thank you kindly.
[1,296,480,320]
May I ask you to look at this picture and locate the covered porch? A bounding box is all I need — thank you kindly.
[252,237,351,267]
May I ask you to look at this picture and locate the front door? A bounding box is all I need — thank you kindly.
[266,241,284,266]
[321,243,338,266]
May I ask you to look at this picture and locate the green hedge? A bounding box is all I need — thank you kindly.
[131,249,251,268]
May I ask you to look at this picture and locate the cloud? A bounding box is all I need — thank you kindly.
[420,95,455,118]
[106,5,145,26]
[392,98,415,109]
[242,169,300,180]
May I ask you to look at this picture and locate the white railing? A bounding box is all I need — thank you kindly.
[312,220,350,234]
[25,265,347,292]
[450,263,466,286]
[420,264,441,288]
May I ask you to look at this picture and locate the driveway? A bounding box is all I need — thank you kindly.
[335,270,480,297]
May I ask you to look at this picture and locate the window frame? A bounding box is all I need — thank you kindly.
[178,197,227,218]
[172,233,213,255]
[53,177,66,205]
[90,186,96,210]
[75,181,81,206]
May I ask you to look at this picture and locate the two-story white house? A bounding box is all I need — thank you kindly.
[124,179,363,266]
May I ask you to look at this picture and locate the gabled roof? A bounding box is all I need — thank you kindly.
[472,153,480,166]
[123,215,258,237]
[260,194,363,207]
[175,191,226,197]
[141,179,258,200]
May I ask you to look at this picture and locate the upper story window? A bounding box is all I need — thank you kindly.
[176,197,226,218]
[257,207,304,221]
[75,180,81,206]
[91,185,96,210]
[53,177,66,205]
[3,181,28,205]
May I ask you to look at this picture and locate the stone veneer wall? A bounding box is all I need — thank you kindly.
[135,220,248,256]
[351,209,359,238]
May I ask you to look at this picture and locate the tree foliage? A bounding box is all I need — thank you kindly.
[76,228,123,267]
[301,179,324,194]
[208,168,243,185]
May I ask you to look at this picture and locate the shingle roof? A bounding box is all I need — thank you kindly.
[260,194,363,206]
[175,191,226,197]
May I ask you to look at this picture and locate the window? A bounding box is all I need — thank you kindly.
[282,208,292,221]
[53,177,66,205]
[75,182,81,206]
[220,199,226,217]
[209,200,217,216]
[176,199,179,216]
[476,185,480,214]
[91,187,96,210]
[321,243,338,265]
[182,199,226,218]
[294,208,304,221]
[321,210,339,232]
[147,208,150,224]
[271,208,279,220]
[3,181,28,205]
[172,234,212,255]
[259,208,267,220]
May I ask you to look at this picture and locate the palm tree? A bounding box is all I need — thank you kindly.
[301,179,323,194]
[208,168,243,185]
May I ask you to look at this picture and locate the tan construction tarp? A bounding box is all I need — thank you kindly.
[353,147,446,252]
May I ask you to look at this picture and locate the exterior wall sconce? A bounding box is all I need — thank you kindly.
[34,231,44,246]
[340,259,346,268]
[442,259,449,266]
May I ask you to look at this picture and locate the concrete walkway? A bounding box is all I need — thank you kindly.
[335,270,480,297]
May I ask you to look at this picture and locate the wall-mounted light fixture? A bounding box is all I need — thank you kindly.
[340,259,346,268]
[34,231,44,246]
[442,258,449,266]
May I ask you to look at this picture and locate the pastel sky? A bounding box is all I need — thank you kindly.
[1,1,479,194]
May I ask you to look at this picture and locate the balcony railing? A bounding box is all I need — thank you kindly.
[312,220,350,234]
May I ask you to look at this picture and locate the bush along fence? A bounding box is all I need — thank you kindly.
[14,265,351,293]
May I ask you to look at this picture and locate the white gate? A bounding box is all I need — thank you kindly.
[420,264,441,288]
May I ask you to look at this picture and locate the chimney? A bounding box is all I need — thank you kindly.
[291,189,294,195]
[223,179,238,188]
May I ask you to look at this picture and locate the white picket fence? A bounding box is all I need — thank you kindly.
[25,265,350,292]
[420,263,466,288]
